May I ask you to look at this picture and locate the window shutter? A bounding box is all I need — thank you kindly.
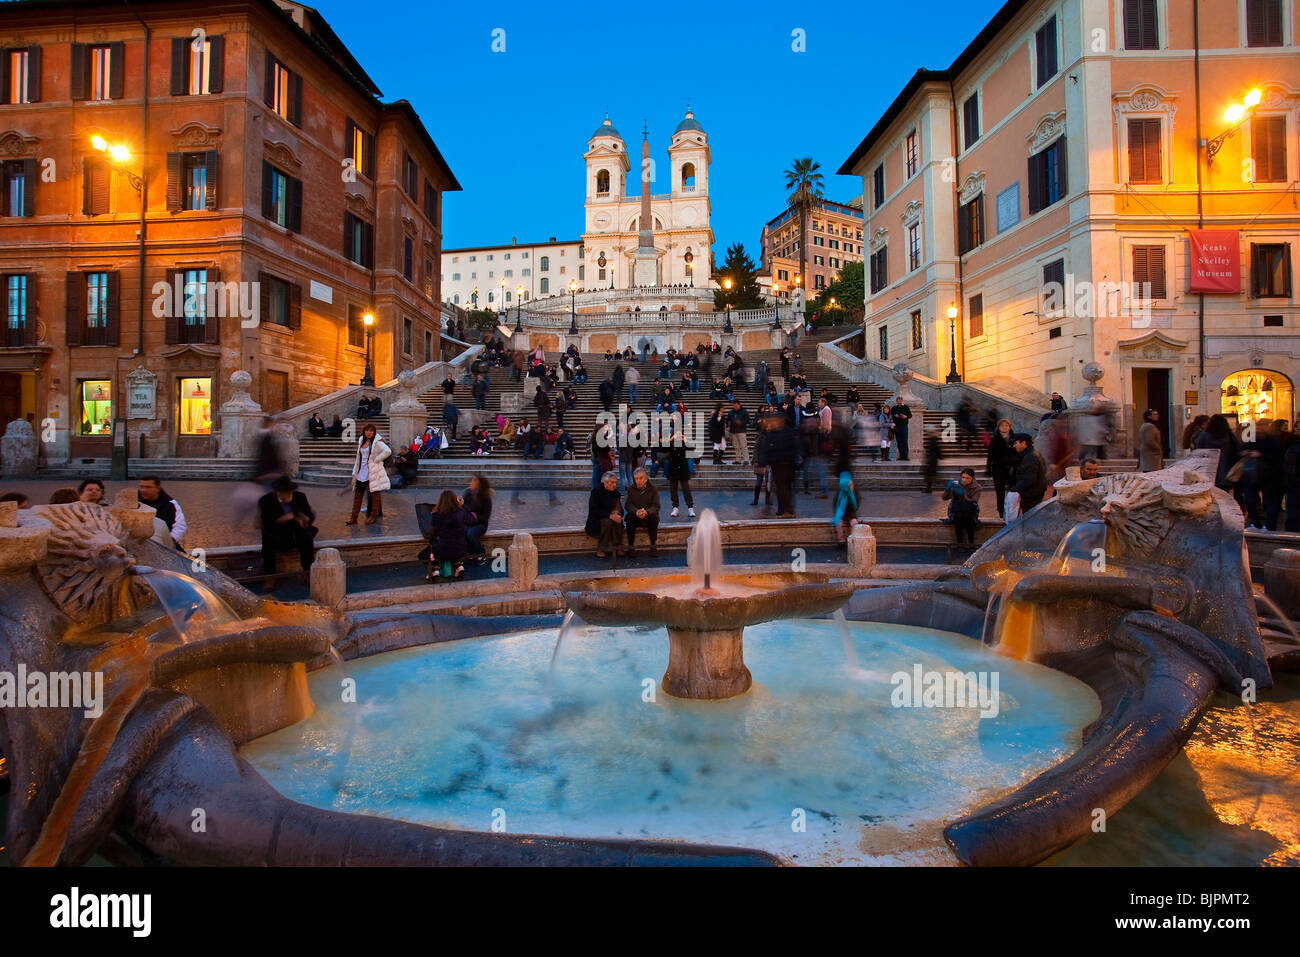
[366,132,376,181]
[264,52,275,106]
[1266,117,1286,182]
[1123,0,1141,48]
[975,194,985,245]
[1149,246,1166,298]
[0,53,8,104]
[65,272,81,346]
[343,212,354,260]
[166,152,182,211]
[108,42,124,98]
[258,272,271,325]
[288,281,301,330]
[287,175,302,232]
[261,161,273,219]
[1282,243,1294,298]
[346,118,355,163]
[204,267,220,344]
[1127,119,1146,181]
[1249,245,1261,297]
[208,35,224,92]
[290,72,303,127]
[164,269,180,343]
[363,222,375,269]
[1028,152,1043,214]
[21,158,36,216]
[70,42,87,100]
[170,37,188,95]
[22,274,37,345]
[957,201,971,255]
[1053,137,1068,201]
[105,271,120,345]
[204,150,218,210]
[27,45,40,102]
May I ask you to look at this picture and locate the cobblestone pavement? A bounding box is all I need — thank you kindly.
[3,477,954,549]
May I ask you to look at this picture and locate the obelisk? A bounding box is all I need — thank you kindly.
[632,122,660,287]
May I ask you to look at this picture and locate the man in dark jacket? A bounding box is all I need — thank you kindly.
[759,415,800,518]
[1009,433,1048,513]
[258,477,316,588]
[472,373,489,411]
[599,377,616,412]
[728,400,751,466]
[890,397,913,461]
[442,398,460,440]
[623,467,661,556]
[585,471,624,557]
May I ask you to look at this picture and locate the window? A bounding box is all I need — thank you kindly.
[1124,0,1159,50]
[70,42,122,100]
[907,223,921,271]
[402,317,412,355]
[681,162,696,191]
[579,265,584,281]
[166,268,216,344]
[403,152,419,197]
[596,169,610,194]
[540,256,550,271]
[1246,0,1284,46]
[957,194,985,254]
[1131,245,1167,298]
[347,304,367,348]
[829,239,840,250]
[1035,16,1058,88]
[3,274,33,347]
[261,162,302,231]
[505,270,513,278]
[178,378,212,435]
[4,46,39,103]
[1251,116,1287,183]
[1127,118,1162,183]
[870,247,888,293]
[814,255,825,266]
[424,180,437,222]
[540,278,549,294]
[424,330,433,363]
[1028,137,1068,214]
[1251,243,1292,297]
[1042,259,1066,316]
[170,35,224,95]
[905,130,919,179]
[258,272,299,329]
[910,311,923,351]
[522,269,530,276]
[1049,326,1062,339]
[1262,314,1283,326]
[78,380,113,436]
[265,54,301,126]
[168,151,218,212]
[830,258,840,268]
[66,271,119,347]
[344,213,375,268]
[1,159,34,217]
[778,269,789,282]
[879,325,889,360]
[963,93,980,149]
[404,237,414,282]
[346,120,375,179]
[969,293,984,338]
[815,275,826,290]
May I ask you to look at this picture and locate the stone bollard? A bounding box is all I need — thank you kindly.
[847,522,876,575]
[1,418,37,477]
[310,547,346,608]
[508,532,538,590]
[111,488,157,539]
[1264,548,1300,623]
[0,501,50,571]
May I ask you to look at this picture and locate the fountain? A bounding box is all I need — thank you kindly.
[563,510,856,699]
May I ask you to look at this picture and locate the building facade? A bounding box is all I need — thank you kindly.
[581,112,714,289]
[840,0,1300,452]
[0,0,458,464]
[759,197,865,300]
[440,238,584,312]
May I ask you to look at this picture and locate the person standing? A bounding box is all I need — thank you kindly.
[553,388,567,430]
[258,477,317,591]
[441,374,456,398]
[760,414,800,518]
[599,377,616,412]
[890,396,913,461]
[346,424,390,525]
[442,398,460,441]
[625,364,640,407]
[624,467,661,557]
[986,418,1018,518]
[472,373,489,411]
[708,403,728,466]
[728,399,751,467]
[1195,414,1241,494]
[1137,409,1163,472]
[252,415,286,489]
[138,476,188,549]
[308,413,326,437]
[779,347,791,380]
[533,384,552,429]
[1009,433,1048,514]
[664,432,696,518]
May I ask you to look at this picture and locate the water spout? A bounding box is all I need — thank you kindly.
[687,509,723,593]
[133,567,240,643]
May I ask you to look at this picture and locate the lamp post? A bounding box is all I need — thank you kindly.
[945,302,962,383]
[685,251,694,287]
[514,284,524,333]
[471,286,478,310]
[722,278,734,334]
[361,312,375,386]
[1206,88,1263,166]
[499,277,506,318]
[568,279,578,335]
[772,281,783,329]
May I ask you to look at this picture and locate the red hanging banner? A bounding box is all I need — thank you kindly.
[1188,230,1240,293]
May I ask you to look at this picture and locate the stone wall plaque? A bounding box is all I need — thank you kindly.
[125,365,157,420]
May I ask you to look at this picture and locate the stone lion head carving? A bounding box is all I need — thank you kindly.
[35,503,135,628]
[1086,474,1173,557]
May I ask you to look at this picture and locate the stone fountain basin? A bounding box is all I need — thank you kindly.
[563,572,858,630]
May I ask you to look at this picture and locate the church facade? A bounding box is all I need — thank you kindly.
[581,112,714,289]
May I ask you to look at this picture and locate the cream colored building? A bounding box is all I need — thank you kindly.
[840,0,1300,453]
[582,112,714,288]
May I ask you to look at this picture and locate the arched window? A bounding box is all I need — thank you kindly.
[540,256,549,271]
[681,162,696,191]
[596,169,610,194]
[579,265,584,281]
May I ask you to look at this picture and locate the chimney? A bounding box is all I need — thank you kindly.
[511,236,516,245]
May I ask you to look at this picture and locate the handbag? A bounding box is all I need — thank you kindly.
[1004,491,1022,521]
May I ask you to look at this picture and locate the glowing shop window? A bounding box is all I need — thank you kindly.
[179,377,213,435]
[79,380,112,435]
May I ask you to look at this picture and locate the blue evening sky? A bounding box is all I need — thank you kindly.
[310,0,1001,255]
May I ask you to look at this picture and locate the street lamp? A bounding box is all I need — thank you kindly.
[361,312,376,386]
[568,278,578,335]
[1206,87,1263,166]
[514,284,524,333]
[772,281,783,329]
[471,286,478,310]
[685,250,694,287]
[723,278,734,334]
[945,302,962,383]
[91,136,141,192]
[499,277,506,318]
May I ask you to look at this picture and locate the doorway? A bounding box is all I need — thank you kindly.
[1132,367,1172,455]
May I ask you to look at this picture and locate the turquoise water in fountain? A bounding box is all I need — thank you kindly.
[241,620,1100,865]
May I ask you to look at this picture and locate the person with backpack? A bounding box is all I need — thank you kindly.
[425,489,475,582]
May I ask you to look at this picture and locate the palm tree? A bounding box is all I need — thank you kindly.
[783,158,824,317]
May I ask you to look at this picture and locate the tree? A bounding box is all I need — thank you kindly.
[810,261,865,324]
[712,242,766,311]
[466,309,499,331]
[783,157,825,317]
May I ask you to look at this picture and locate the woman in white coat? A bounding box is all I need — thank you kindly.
[347,423,391,524]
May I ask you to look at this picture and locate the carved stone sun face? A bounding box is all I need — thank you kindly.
[35,503,135,628]
[1086,474,1173,557]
